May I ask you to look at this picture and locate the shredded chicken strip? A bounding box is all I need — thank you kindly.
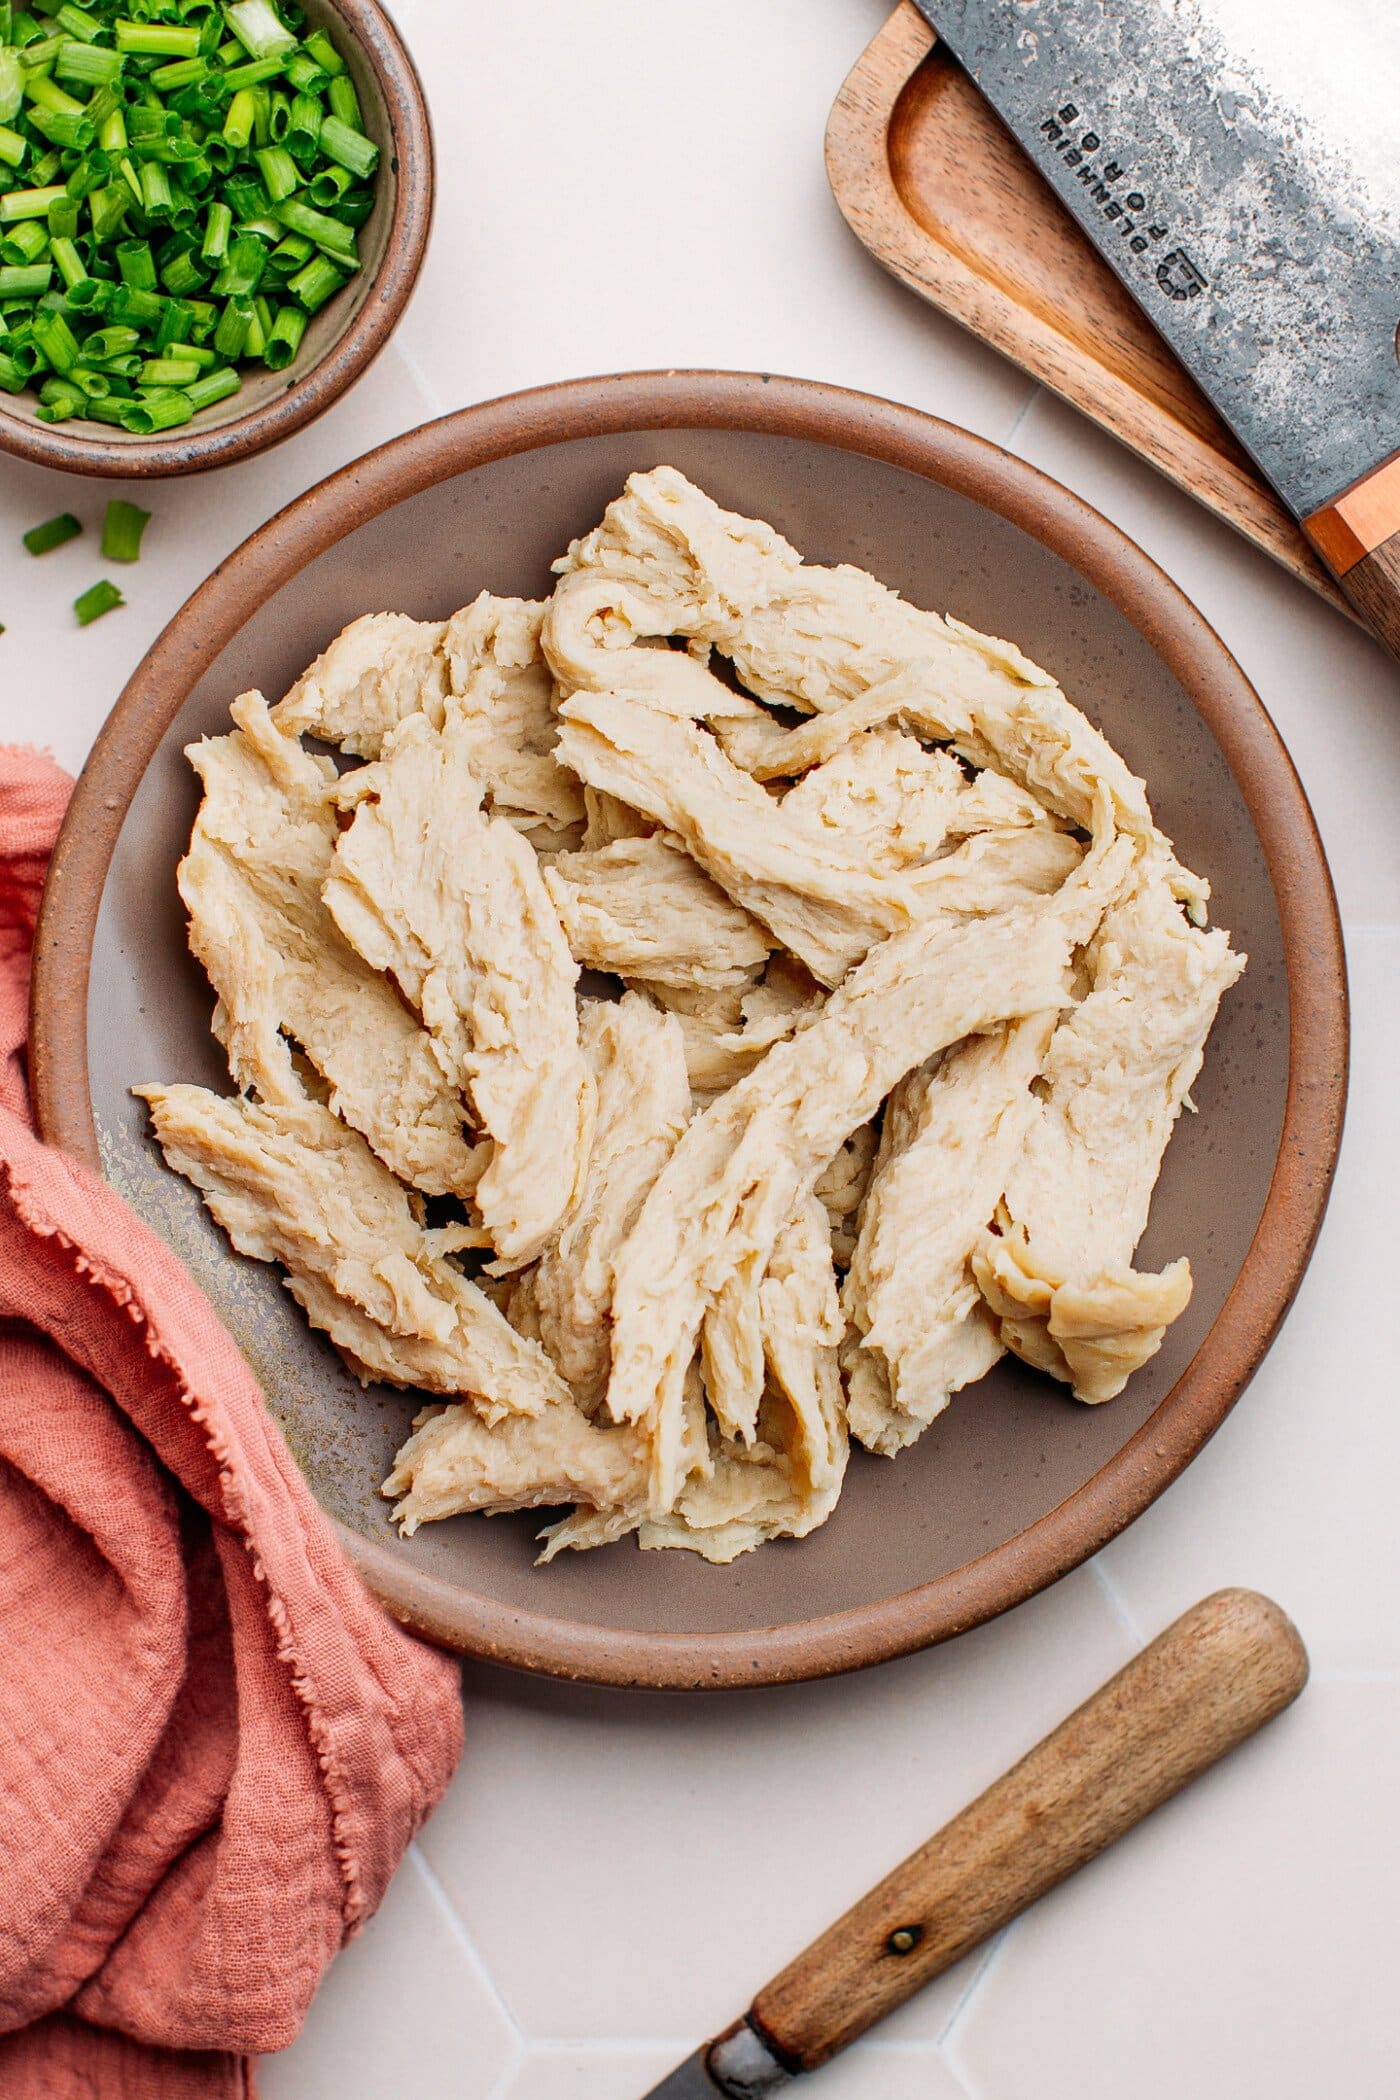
[551,464,1205,911]
[532,993,692,1410]
[842,1016,1056,1455]
[136,1083,567,1418]
[323,708,594,1269]
[272,609,447,756]
[608,837,1134,1511]
[179,691,478,1198]
[544,833,772,991]
[971,873,1245,1401]
[441,593,586,849]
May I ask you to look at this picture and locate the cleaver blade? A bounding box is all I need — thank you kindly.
[915,0,1400,655]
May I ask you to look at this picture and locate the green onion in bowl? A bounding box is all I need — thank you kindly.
[0,0,379,434]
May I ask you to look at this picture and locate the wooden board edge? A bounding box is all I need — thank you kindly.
[824,3,1352,621]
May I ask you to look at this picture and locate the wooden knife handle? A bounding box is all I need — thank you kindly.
[747,1588,1307,2074]
[1304,457,1400,659]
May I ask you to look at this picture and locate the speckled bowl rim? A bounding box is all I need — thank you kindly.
[30,370,1348,1688]
[0,0,432,478]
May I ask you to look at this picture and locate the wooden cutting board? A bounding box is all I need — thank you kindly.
[825,2,1349,616]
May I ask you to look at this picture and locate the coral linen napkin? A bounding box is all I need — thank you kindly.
[0,747,464,2098]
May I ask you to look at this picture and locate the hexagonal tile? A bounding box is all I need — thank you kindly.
[256,1846,519,2100]
[949,1683,1398,2100]
[418,1568,1133,2044]
[1096,928,1400,1674]
[387,0,1028,440]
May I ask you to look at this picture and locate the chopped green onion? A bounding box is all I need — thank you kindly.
[54,39,125,85]
[81,320,138,357]
[222,0,294,63]
[23,74,87,120]
[23,509,82,553]
[114,20,202,57]
[46,189,78,236]
[200,193,229,261]
[325,71,359,131]
[252,141,296,201]
[49,231,84,283]
[302,27,343,76]
[317,112,375,180]
[149,55,207,92]
[0,348,26,390]
[211,227,263,292]
[30,303,78,367]
[55,3,103,38]
[0,214,45,260]
[101,495,149,558]
[282,50,326,95]
[74,576,124,622]
[119,383,189,430]
[140,350,198,384]
[260,294,301,367]
[116,233,155,286]
[0,258,50,292]
[36,372,82,417]
[0,123,26,168]
[286,248,339,311]
[183,357,236,409]
[270,193,355,265]
[0,180,66,219]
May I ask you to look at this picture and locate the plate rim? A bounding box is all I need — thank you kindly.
[29,368,1349,1689]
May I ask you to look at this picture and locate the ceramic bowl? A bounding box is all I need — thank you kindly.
[0,0,431,477]
[30,371,1348,1686]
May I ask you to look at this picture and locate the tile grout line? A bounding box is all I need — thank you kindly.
[406,1842,529,2083]
[934,1925,1011,2050]
[1088,1554,1149,1648]
[939,1920,1023,2093]
[394,333,449,421]
[999,380,1044,454]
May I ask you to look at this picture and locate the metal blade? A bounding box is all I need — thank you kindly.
[641,2026,793,2099]
[916,0,1400,517]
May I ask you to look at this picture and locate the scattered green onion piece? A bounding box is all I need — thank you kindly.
[96,104,125,150]
[74,576,124,622]
[305,160,349,208]
[106,278,159,323]
[283,87,319,161]
[119,383,189,430]
[66,275,109,308]
[80,391,126,422]
[68,359,109,391]
[114,20,201,57]
[182,357,236,410]
[266,85,289,140]
[29,104,96,151]
[101,496,150,559]
[286,248,339,311]
[336,186,374,229]
[183,291,213,338]
[30,301,78,367]
[0,180,66,219]
[0,348,23,391]
[23,509,82,553]
[317,113,376,180]
[282,49,326,95]
[218,52,282,90]
[263,227,307,274]
[325,71,359,131]
[0,123,26,168]
[222,0,294,62]
[138,157,173,217]
[0,258,49,292]
[28,148,62,184]
[80,320,138,357]
[151,290,191,345]
[240,293,262,353]
[158,245,203,294]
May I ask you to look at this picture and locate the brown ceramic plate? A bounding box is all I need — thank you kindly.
[0,0,432,478]
[30,371,1347,1689]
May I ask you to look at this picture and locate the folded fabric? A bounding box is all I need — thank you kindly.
[0,747,464,2098]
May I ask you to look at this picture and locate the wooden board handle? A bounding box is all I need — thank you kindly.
[747,1588,1307,2073]
[1304,456,1400,659]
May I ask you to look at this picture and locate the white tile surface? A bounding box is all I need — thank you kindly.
[950,1685,1400,2100]
[420,1570,1131,2045]
[2,3,1396,2096]
[255,1847,519,2100]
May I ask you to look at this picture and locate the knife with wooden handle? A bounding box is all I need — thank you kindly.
[915,0,1400,662]
[641,1588,1308,2097]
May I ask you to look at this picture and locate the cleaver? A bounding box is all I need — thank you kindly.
[908,0,1400,661]
[639,1591,1306,2097]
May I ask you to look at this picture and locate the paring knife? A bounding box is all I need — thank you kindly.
[911,0,1400,660]
[641,1589,1306,2098]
